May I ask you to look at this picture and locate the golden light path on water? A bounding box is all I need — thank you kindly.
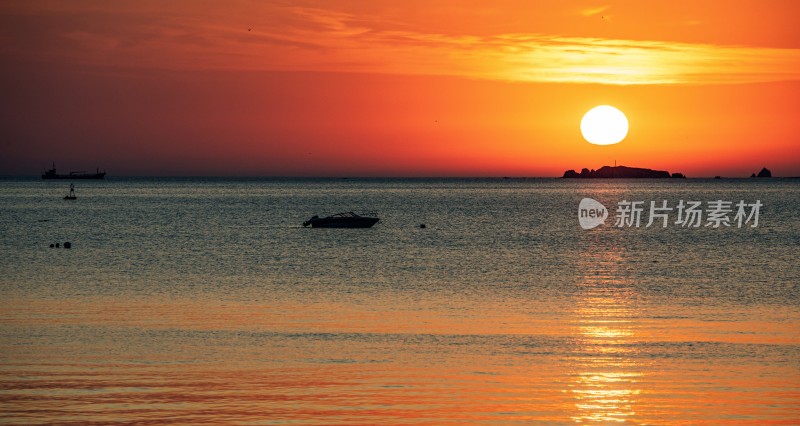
[569,242,641,422]
[1,294,798,423]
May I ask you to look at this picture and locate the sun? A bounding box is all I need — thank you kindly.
[581,105,628,145]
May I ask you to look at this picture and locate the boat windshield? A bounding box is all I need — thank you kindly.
[330,211,377,218]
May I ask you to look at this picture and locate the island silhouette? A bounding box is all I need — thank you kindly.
[751,167,772,178]
[563,165,686,178]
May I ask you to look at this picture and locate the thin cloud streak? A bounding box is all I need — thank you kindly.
[581,5,610,17]
[487,34,800,85]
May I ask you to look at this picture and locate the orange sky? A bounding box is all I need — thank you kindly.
[1,0,799,176]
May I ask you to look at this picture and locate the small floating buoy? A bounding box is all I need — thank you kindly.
[64,242,71,249]
[64,183,77,200]
[55,242,60,248]
[419,224,426,229]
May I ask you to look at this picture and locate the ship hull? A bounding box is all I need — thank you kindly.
[42,173,106,179]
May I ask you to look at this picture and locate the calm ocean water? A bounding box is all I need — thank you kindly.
[1,177,798,424]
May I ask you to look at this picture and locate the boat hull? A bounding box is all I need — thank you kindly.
[307,217,380,228]
[43,173,106,179]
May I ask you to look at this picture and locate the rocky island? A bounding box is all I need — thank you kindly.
[750,167,772,178]
[563,165,686,179]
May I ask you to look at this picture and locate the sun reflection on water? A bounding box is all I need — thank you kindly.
[568,242,643,423]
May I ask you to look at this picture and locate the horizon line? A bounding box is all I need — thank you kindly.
[2,174,798,179]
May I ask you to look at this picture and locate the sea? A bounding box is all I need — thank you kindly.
[0,177,798,424]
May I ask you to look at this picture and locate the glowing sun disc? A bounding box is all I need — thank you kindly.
[581,105,628,145]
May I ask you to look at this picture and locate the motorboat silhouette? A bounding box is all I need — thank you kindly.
[302,211,380,228]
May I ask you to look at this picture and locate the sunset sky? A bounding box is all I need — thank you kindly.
[1,1,799,176]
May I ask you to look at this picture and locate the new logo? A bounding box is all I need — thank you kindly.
[578,198,608,229]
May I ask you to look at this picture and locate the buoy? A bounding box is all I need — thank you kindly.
[64,183,77,200]
[64,242,72,249]
[420,224,426,229]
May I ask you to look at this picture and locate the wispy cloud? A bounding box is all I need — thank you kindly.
[581,5,610,17]
[3,4,799,85]
[236,8,800,85]
[482,34,800,85]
